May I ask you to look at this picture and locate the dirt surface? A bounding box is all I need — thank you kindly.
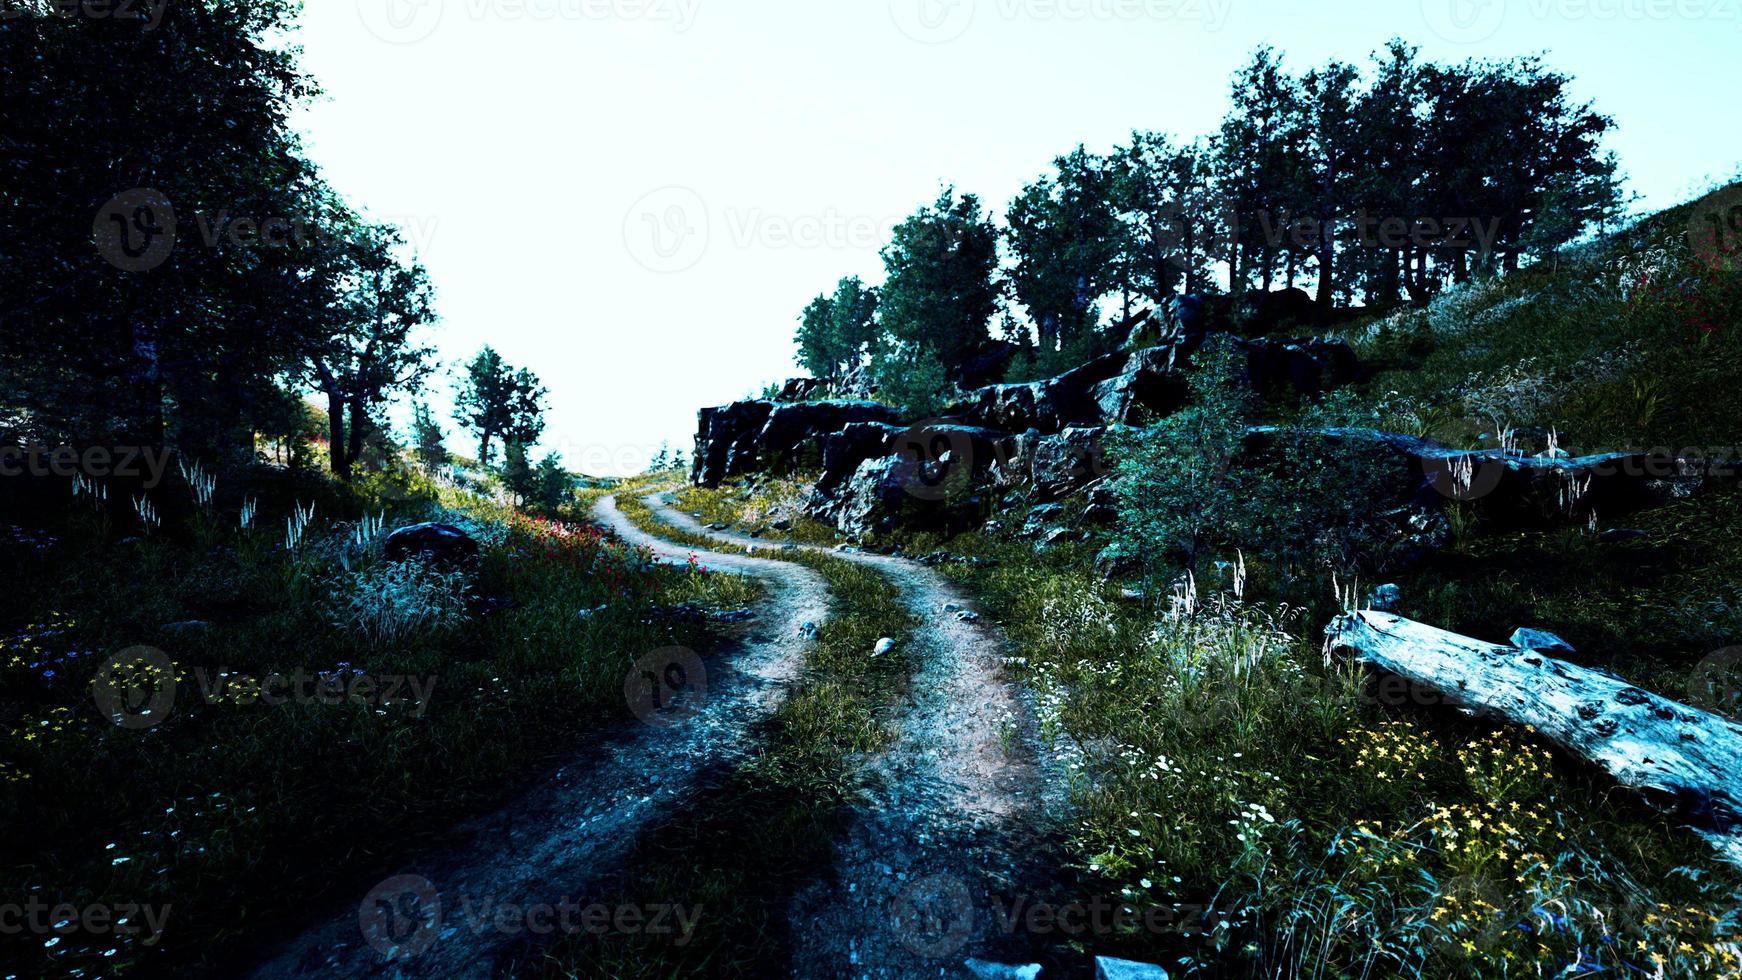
[640,494,1072,978]
[244,496,829,980]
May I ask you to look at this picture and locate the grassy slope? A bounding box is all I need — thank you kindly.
[668,187,1742,977]
[0,467,758,979]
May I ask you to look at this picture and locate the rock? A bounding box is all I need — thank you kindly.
[691,399,901,488]
[873,637,896,657]
[1082,483,1119,525]
[965,960,1042,980]
[1365,584,1403,613]
[575,604,609,620]
[814,456,988,541]
[711,608,756,623]
[707,522,729,531]
[1037,527,1073,551]
[1032,427,1118,501]
[771,377,828,402]
[771,518,794,532]
[943,602,964,614]
[1021,503,1066,537]
[1599,527,1649,543]
[384,522,480,565]
[161,620,211,635]
[955,610,982,624]
[1510,628,1576,656]
[1095,544,1141,580]
[1119,586,1148,602]
[1096,955,1169,979]
[799,621,819,639]
[1238,285,1318,336]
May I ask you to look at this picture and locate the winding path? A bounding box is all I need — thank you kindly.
[638,494,1070,977]
[245,496,829,980]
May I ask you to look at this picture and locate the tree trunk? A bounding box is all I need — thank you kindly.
[313,360,350,480]
[1326,610,1742,869]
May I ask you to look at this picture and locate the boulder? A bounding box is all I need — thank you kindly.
[384,523,480,565]
[1096,956,1169,980]
[1031,427,1121,501]
[690,400,774,487]
[771,377,828,402]
[691,399,902,488]
[1238,286,1319,336]
[816,456,987,540]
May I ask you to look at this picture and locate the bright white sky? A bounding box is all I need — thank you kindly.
[292,0,1742,475]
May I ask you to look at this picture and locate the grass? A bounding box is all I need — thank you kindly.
[0,463,759,979]
[531,486,917,977]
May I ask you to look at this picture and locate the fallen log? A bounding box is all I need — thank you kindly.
[1325,610,1742,869]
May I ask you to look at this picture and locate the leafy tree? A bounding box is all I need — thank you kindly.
[1006,147,1122,353]
[1214,47,1309,293]
[795,276,880,379]
[871,342,955,418]
[500,440,534,504]
[303,221,438,479]
[453,347,547,465]
[533,453,572,510]
[0,1,328,458]
[878,188,1000,377]
[411,402,447,471]
[1110,133,1222,306]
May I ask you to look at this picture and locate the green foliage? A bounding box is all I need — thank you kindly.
[870,342,956,418]
[877,187,1001,373]
[452,346,547,465]
[1007,146,1123,353]
[795,276,880,379]
[411,401,447,471]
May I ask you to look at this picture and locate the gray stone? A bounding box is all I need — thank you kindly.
[384,522,480,565]
[1096,956,1169,979]
[965,960,1043,980]
[873,637,896,657]
[1510,628,1576,656]
[1365,584,1403,613]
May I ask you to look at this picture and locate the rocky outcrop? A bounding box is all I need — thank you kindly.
[811,455,989,540]
[384,523,479,565]
[772,377,828,402]
[1031,426,1122,501]
[691,399,903,487]
[808,422,1019,538]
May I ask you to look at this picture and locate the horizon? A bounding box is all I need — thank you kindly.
[292,0,1742,476]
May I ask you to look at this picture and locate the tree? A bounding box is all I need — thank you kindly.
[795,276,880,380]
[411,402,446,472]
[878,188,1000,378]
[0,1,332,460]
[1110,133,1223,306]
[501,440,534,504]
[647,442,671,473]
[1299,60,1362,308]
[1213,47,1309,294]
[453,347,547,466]
[304,220,438,480]
[1006,147,1123,353]
[533,453,572,510]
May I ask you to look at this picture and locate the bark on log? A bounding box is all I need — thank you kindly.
[1325,610,1742,869]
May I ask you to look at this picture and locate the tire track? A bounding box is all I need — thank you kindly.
[245,496,828,980]
[639,494,1071,977]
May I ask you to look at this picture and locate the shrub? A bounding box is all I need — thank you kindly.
[328,560,472,649]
